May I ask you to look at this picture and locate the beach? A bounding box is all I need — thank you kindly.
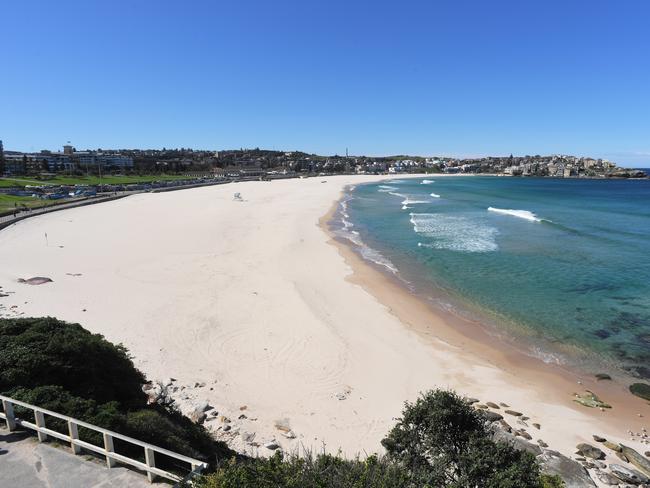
[0,174,647,462]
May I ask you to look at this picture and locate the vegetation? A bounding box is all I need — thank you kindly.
[0,174,197,189]
[196,390,563,487]
[0,194,60,213]
[0,317,231,462]
[1,318,563,486]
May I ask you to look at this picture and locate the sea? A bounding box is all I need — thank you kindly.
[334,174,650,380]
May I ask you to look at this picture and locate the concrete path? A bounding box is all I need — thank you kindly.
[0,428,152,487]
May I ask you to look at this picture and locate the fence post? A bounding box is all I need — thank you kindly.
[103,433,117,468]
[34,410,47,442]
[144,447,156,482]
[2,400,16,431]
[68,420,81,454]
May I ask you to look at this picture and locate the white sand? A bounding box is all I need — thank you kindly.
[0,175,647,461]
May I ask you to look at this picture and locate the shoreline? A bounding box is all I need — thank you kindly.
[0,174,647,466]
[320,183,650,453]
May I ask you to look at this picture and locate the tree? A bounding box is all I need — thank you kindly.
[381,389,544,487]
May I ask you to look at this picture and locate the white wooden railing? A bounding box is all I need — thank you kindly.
[0,394,207,484]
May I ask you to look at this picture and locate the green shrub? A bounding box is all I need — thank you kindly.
[0,317,231,462]
[381,389,544,487]
[0,316,145,407]
[196,451,413,488]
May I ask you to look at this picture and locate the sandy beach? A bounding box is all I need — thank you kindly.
[0,175,647,463]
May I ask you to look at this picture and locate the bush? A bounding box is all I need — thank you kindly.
[196,451,412,488]
[197,390,560,487]
[0,317,231,462]
[381,390,545,487]
[0,316,145,407]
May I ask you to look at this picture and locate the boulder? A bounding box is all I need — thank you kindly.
[593,435,606,443]
[464,397,480,404]
[486,402,500,409]
[189,409,206,425]
[482,411,503,422]
[576,443,605,460]
[595,373,612,381]
[593,470,621,485]
[264,441,280,450]
[620,445,650,477]
[492,429,541,456]
[504,410,523,416]
[629,383,650,401]
[538,450,596,487]
[604,441,622,452]
[609,463,650,484]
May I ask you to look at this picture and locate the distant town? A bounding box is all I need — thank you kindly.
[0,141,647,180]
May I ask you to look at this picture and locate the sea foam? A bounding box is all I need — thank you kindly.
[421,179,435,184]
[410,213,498,252]
[487,207,542,222]
[430,193,441,198]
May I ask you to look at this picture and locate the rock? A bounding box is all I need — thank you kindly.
[486,402,500,409]
[239,405,248,411]
[620,445,650,477]
[194,381,206,388]
[537,440,549,448]
[222,424,231,432]
[645,451,650,458]
[492,429,541,456]
[609,463,650,484]
[521,416,530,421]
[498,420,513,433]
[616,451,630,463]
[241,432,256,443]
[238,414,247,420]
[604,441,622,452]
[17,277,53,285]
[282,430,296,439]
[538,449,596,487]
[594,470,622,485]
[465,397,480,404]
[518,430,532,440]
[630,383,650,401]
[532,423,541,430]
[504,410,523,417]
[274,418,292,433]
[189,409,207,425]
[576,443,605,460]
[499,402,510,407]
[593,435,607,443]
[573,390,612,409]
[482,411,503,422]
[595,373,612,381]
[475,404,488,409]
[195,401,211,413]
[264,441,280,450]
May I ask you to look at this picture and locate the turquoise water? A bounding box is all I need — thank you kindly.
[337,176,650,379]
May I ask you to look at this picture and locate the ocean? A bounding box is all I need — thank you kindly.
[334,175,650,380]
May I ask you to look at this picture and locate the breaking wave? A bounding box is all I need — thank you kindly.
[411,213,498,252]
[421,179,435,184]
[487,207,543,222]
[430,193,441,198]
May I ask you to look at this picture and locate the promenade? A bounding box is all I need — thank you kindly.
[0,428,149,488]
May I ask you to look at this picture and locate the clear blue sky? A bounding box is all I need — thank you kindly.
[2,1,649,166]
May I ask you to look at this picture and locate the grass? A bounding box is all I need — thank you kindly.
[0,174,197,188]
[0,194,59,213]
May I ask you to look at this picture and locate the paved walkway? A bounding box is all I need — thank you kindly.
[0,428,152,487]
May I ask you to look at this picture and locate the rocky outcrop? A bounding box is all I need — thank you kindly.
[608,463,649,484]
[630,383,650,401]
[620,444,650,478]
[575,443,605,460]
[538,450,596,487]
